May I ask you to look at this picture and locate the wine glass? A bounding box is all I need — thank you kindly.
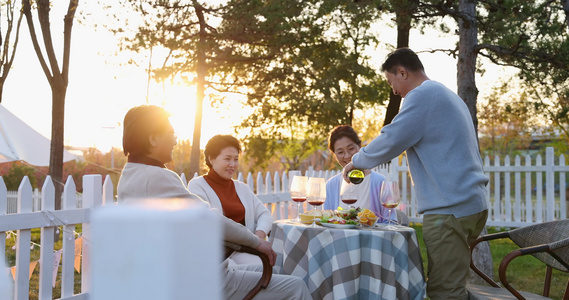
[306,177,326,227]
[379,181,401,230]
[340,180,359,209]
[290,175,308,222]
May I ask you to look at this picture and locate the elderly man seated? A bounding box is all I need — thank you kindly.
[117,105,310,300]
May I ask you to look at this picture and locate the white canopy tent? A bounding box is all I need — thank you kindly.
[0,103,76,166]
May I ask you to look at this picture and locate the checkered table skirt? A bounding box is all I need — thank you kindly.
[270,220,426,300]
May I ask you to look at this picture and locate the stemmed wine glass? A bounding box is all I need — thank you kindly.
[379,181,401,230]
[306,177,326,227]
[340,180,359,209]
[290,176,308,222]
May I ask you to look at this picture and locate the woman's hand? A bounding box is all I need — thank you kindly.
[255,238,276,266]
[255,230,267,240]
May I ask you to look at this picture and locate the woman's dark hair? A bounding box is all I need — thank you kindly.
[381,48,425,74]
[122,105,171,157]
[204,134,242,169]
[328,125,361,152]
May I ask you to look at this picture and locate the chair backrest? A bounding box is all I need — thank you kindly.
[396,210,410,226]
[508,219,569,272]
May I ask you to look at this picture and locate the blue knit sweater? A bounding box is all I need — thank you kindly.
[352,80,488,217]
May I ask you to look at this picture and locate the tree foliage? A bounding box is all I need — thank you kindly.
[114,0,391,171]
[1,162,39,190]
[475,0,569,142]
[220,0,390,170]
[411,0,569,139]
[478,82,540,157]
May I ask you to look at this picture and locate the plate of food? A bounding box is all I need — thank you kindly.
[320,216,359,229]
[299,209,335,224]
[335,207,361,220]
[320,222,357,229]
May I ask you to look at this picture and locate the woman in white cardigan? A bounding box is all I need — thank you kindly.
[188,135,273,266]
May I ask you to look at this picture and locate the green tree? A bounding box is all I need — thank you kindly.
[112,0,213,176]
[222,0,389,170]
[113,0,308,175]
[478,83,538,157]
[370,0,418,126]
[1,163,39,190]
[113,0,390,172]
[22,0,79,209]
[476,0,569,141]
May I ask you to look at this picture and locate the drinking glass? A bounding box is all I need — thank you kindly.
[290,175,308,222]
[379,181,401,230]
[340,180,359,209]
[306,177,326,227]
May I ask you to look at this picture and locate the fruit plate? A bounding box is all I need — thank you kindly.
[320,223,357,229]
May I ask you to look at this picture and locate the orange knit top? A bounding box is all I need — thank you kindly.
[204,169,246,226]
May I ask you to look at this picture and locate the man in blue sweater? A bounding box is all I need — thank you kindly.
[343,48,488,299]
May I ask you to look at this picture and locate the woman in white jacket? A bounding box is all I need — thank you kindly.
[188,134,273,266]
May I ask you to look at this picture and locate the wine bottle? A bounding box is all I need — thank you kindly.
[347,169,365,184]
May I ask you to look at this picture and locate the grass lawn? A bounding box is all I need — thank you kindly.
[411,223,569,299]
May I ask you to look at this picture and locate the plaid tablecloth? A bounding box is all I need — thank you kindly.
[270,220,426,300]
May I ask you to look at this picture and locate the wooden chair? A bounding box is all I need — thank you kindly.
[224,241,273,300]
[467,219,569,300]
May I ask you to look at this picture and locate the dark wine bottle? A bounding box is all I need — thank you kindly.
[347,169,364,184]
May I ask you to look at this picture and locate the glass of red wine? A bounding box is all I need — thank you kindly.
[290,175,308,222]
[306,177,326,227]
[380,181,401,230]
[340,180,359,209]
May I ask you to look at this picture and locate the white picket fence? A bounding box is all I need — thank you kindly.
[5,147,569,226]
[176,146,566,227]
[0,174,112,300]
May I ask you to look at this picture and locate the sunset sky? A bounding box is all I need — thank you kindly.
[0,2,510,153]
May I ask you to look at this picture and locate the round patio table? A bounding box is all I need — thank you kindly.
[269,220,426,300]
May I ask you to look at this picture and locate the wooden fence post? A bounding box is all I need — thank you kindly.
[536,154,544,223]
[525,155,532,223]
[514,155,522,223]
[560,154,567,220]
[82,175,103,294]
[0,177,6,270]
[504,156,512,222]
[39,176,55,299]
[61,176,76,298]
[103,175,114,205]
[545,147,555,221]
[15,176,32,300]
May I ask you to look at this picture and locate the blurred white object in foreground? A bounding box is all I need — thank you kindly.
[90,198,222,300]
[0,258,13,299]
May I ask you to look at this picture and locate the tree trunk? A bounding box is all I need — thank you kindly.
[468,228,493,284]
[458,0,493,283]
[22,0,77,213]
[383,0,413,126]
[50,81,66,210]
[188,2,207,177]
[457,0,479,134]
